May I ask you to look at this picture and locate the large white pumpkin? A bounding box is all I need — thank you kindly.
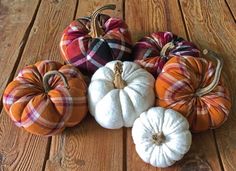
[88,60,155,129]
[132,107,192,168]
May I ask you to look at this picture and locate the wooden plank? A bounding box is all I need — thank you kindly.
[46,116,123,170]
[226,0,236,19]
[179,0,236,171]
[0,0,40,100]
[46,1,124,171]
[126,0,222,170]
[76,0,123,18]
[0,0,77,170]
[16,0,77,67]
[125,0,187,42]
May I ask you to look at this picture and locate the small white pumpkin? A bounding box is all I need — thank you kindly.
[132,107,192,168]
[88,60,155,129]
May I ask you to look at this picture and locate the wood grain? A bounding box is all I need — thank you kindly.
[125,0,187,42]
[179,0,236,170]
[0,0,40,99]
[0,0,77,170]
[126,0,222,170]
[77,0,123,18]
[46,1,124,171]
[226,0,236,19]
[46,116,123,171]
[16,0,77,68]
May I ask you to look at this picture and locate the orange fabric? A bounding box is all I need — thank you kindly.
[3,60,88,136]
[155,56,231,132]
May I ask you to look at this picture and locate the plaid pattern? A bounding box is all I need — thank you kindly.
[3,60,88,136]
[155,56,231,132]
[133,32,200,77]
[60,14,132,76]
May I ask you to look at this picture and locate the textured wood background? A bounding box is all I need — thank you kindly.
[0,0,235,170]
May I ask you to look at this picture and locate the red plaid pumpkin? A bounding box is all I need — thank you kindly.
[133,32,200,77]
[155,50,231,132]
[3,60,88,136]
[60,4,132,75]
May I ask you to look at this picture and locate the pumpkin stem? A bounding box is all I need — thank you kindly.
[152,132,165,145]
[113,62,127,89]
[160,42,175,58]
[43,71,69,93]
[88,4,116,38]
[195,49,223,97]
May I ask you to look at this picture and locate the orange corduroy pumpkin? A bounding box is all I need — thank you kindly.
[3,60,88,136]
[155,50,231,132]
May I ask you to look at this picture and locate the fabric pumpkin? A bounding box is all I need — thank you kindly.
[133,31,200,77]
[60,4,132,76]
[3,60,88,136]
[132,107,192,168]
[155,50,231,132]
[88,60,155,129]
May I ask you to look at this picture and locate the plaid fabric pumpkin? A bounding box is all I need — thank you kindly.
[155,50,231,132]
[60,5,132,76]
[3,60,87,136]
[133,31,200,77]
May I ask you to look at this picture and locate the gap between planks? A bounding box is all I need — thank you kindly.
[42,0,80,170]
[178,1,224,170]
[0,0,42,112]
[225,0,236,22]
[179,0,236,170]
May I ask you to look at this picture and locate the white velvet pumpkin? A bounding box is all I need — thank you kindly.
[132,107,192,168]
[88,60,155,129]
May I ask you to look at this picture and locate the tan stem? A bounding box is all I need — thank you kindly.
[195,49,223,96]
[43,71,69,93]
[160,42,175,57]
[89,4,116,38]
[113,62,126,89]
[152,132,165,145]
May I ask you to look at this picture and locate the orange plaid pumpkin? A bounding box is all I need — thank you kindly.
[3,60,88,136]
[155,50,231,132]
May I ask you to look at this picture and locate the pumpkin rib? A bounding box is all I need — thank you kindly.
[136,117,153,136]
[94,89,124,129]
[117,90,125,126]
[5,81,42,112]
[120,89,136,114]
[146,109,162,134]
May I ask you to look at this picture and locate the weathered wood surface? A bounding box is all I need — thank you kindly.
[226,0,236,19]
[180,0,236,171]
[46,1,124,171]
[0,0,77,170]
[0,0,235,170]
[0,0,40,101]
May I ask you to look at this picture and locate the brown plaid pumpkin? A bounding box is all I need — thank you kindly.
[3,60,88,136]
[60,4,132,76]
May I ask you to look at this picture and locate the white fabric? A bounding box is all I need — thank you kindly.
[132,107,192,168]
[88,61,155,129]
